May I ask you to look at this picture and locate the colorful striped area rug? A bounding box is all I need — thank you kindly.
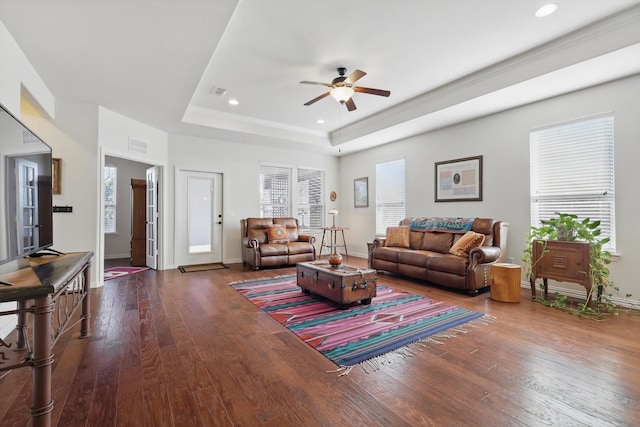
[230,275,492,375]
[104,266,149,281]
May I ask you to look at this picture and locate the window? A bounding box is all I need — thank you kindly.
[375,158,405,235]
[260,164,291,218]
[297,167,324,231]
[104,166,117,234]
[530,113,615,252]
[260,164,325,230]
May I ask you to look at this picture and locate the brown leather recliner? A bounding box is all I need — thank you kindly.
[241,217,316,270]
[372,217,508,296]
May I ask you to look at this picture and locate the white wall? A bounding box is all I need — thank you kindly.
[340,74,640,303]
[167,134,340,267]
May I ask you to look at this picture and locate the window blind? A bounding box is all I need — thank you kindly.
[260,164,291,218]
[530,113,615,251]
[376,158,406,235]
[297,168,324,230]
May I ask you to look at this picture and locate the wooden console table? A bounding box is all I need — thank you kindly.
[529,240,592,300]
[0,252,93,427]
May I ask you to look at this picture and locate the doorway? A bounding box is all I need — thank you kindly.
[174,169,223,267]
[103,156,160,270]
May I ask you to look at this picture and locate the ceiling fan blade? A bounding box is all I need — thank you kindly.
[300,80,333,87]
[354,86,391,97]
[345,69,366,85]
[345,98,357,111]
[304,92,331,106]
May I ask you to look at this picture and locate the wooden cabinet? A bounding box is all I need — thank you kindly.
[529,240,592,299]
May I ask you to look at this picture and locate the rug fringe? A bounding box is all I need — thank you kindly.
[228,274,295,286]
[329,314,496,377]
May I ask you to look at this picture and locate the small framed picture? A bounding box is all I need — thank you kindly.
[435,155,482,202]
[52,158,62,194]
[354,177,368,208]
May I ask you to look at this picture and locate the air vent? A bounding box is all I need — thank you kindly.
[209,86,228,98]
[128,137,148,154]
[23,130,39,144]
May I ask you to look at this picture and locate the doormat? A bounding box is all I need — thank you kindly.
[230,275,493,375]
[104,266,149,281]
[178,263,229,273]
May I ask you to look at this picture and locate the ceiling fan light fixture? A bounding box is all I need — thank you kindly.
[330,86,354,103]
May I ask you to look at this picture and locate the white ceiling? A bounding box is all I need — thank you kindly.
[1,0,639,156]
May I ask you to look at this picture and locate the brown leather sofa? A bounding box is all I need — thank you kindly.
[241,217,316,270]
[372,217,508,295]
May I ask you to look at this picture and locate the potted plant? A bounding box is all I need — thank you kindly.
[522,212,627,319]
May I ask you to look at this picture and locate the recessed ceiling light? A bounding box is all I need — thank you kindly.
[317,119,325,124]
[535,3,557,18]
[228,99,239,105]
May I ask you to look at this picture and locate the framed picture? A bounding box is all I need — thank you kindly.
[354,177,368,208]
[435,155,482,202]
[52,158,62,194]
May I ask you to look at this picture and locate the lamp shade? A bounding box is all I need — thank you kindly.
[330,86,354,103]
[329,209,339,215]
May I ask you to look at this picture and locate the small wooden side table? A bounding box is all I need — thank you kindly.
[319,226,349,258]
[490,263,521,302]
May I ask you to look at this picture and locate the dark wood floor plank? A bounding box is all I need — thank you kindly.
[1,257,639,426]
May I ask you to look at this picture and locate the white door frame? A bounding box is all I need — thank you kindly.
[174,168,224,267]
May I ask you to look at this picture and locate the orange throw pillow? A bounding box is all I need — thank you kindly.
[267,225,289,243]
[385,226,410,248]
[449,231,485,257]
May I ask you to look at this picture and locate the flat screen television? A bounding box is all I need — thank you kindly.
[0,103,53,271]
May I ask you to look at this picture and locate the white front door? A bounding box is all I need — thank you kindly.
[146,166,159,269]
[174,170,223,267]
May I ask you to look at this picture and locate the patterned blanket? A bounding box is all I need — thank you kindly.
[409,217,476,233]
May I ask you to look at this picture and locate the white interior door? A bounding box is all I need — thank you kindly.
[175,170,223,267]
[145,166,159,269]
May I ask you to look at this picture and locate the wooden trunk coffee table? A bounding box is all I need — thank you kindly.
[296,261,377,309]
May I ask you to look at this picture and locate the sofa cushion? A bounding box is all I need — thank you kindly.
[246,218,273,244]
[449,231,485,257]
[427,254,468,275]
[409,231,423,250]
[287,241,313,255]
[259,244,288,256]
[420,232,453,253]
[267,225,289,243]
[373,246,402,263]
[386,226,410,248]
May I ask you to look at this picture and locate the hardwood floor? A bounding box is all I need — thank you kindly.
[1,257,639,426]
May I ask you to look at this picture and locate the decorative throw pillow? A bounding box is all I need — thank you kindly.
[449,231,485,257]
[385,225,410,248]
[267,225,289,243]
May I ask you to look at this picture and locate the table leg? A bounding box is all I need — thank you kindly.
[16,300,28,350]
[31,295,54,427]
[80,263,92,339]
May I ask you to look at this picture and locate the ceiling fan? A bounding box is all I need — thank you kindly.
[300,67,390,112]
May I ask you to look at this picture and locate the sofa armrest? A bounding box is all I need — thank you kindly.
[243,238,259,249]
[297,234,316,245]
[468,246,502,264]
[373,238,386,248]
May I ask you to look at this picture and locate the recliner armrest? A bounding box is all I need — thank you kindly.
[373,238,386,248]
[243,238,259,249]
[468,246,501,264]
[298,234,316,245]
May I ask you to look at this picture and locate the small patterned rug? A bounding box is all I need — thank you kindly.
[104,266,149,281]
[231,275,492,375]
